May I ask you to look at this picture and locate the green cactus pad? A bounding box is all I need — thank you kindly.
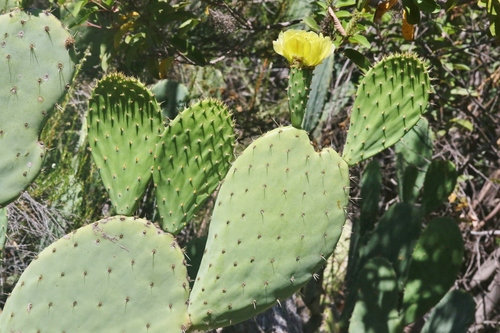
[302,55,333,132]
[395,117,433,204]
[188,126,349,330]
[342,53,430,165]
[0,216,191,332]
[358,203,422,290]
[153,99,234,234]
[421,160,457,215]
[150,78,189,120]
[0,207,7,253]
[87,73,165,215]
[348,258,402,333]
[402,217,464,325]
[288,67,313,129]
[0,0,19,14]
[359,159,382,236]
[0,9,76,206]
[420,289,475,333]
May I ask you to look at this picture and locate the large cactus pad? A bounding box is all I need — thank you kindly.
[342,53,430,165]
[0,216,191,332]
[0,9,76,206]
[188,126,349,329]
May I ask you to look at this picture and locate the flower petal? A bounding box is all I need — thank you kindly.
[273,30,334,68]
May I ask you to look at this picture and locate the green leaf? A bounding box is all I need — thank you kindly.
[171,37,207,65]
[336,10,352,18]
[453,63,471,70]
[343,48,371,72]
[348,35,371,48]
[356,0,370,11]
[450,118,474,131]
[402,0,421,24]
[72,0,88,18]
[303,16,320,31]
[416,0,441,13]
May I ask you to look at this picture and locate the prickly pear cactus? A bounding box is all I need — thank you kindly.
[0,216,191,332]
[153,99,234,234]
[0,9,76,206]
[87,74,165,215]
[188,126,349,329]
[342,53,430,165]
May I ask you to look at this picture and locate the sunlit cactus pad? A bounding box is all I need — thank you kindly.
[153,99,234,234]
[188,126,349,329]
[0,9,76,206]
[0,216,190,333]
[87,73,165,215]
[342,53,430,165]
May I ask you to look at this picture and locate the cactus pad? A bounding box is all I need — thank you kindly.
[87,74,165,215]
[402,217,464,325]
[188,126,349,329]
[0,216,191,332]
[288,67,313,129]
[153,99,234,234]
[395,117,433,204]
[342,53,430,165]
[0,0,18,14]
[421,160,457,215]
[358,203,422,290]
[420,290,475,333]
[0,207,7,253]
[0,9,76,206]
[348,257,402,333]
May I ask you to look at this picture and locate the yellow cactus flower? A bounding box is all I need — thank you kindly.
[273,30,334,68]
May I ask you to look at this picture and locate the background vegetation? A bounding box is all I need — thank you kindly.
[1,0,499,331]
